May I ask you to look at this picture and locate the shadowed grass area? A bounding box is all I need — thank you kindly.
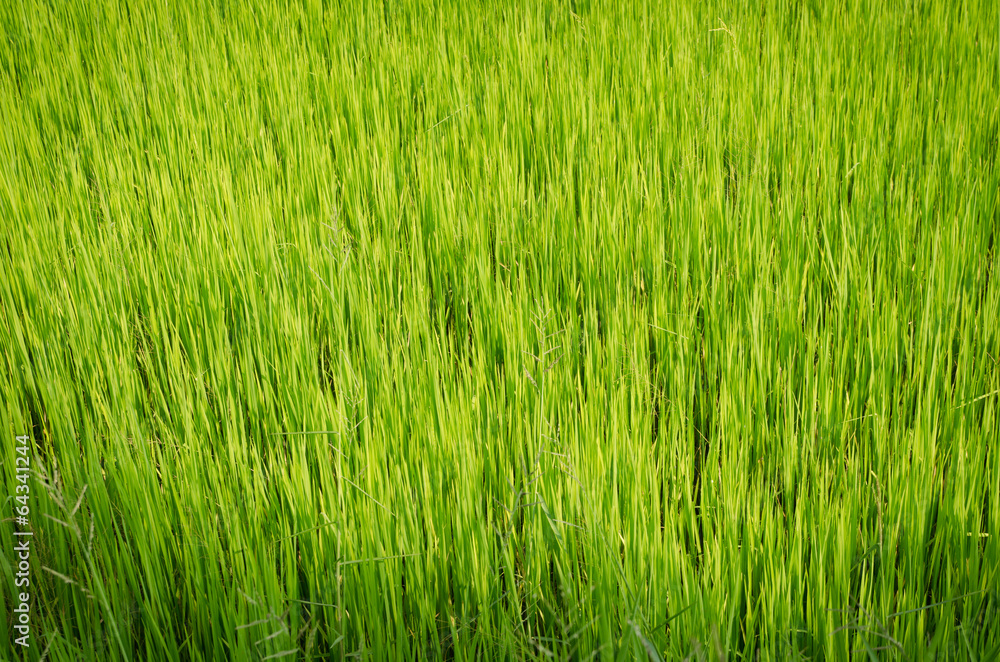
[1,0,998,659]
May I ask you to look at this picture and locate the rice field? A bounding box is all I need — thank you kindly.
[1,0,998,659]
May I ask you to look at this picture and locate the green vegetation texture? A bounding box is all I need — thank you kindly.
[1,0,999,660]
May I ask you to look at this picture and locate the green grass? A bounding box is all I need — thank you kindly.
[1,0,998,659]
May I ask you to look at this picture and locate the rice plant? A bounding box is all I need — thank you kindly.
[1,0,998,660]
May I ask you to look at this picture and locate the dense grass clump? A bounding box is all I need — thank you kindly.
[1,0,998,659]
